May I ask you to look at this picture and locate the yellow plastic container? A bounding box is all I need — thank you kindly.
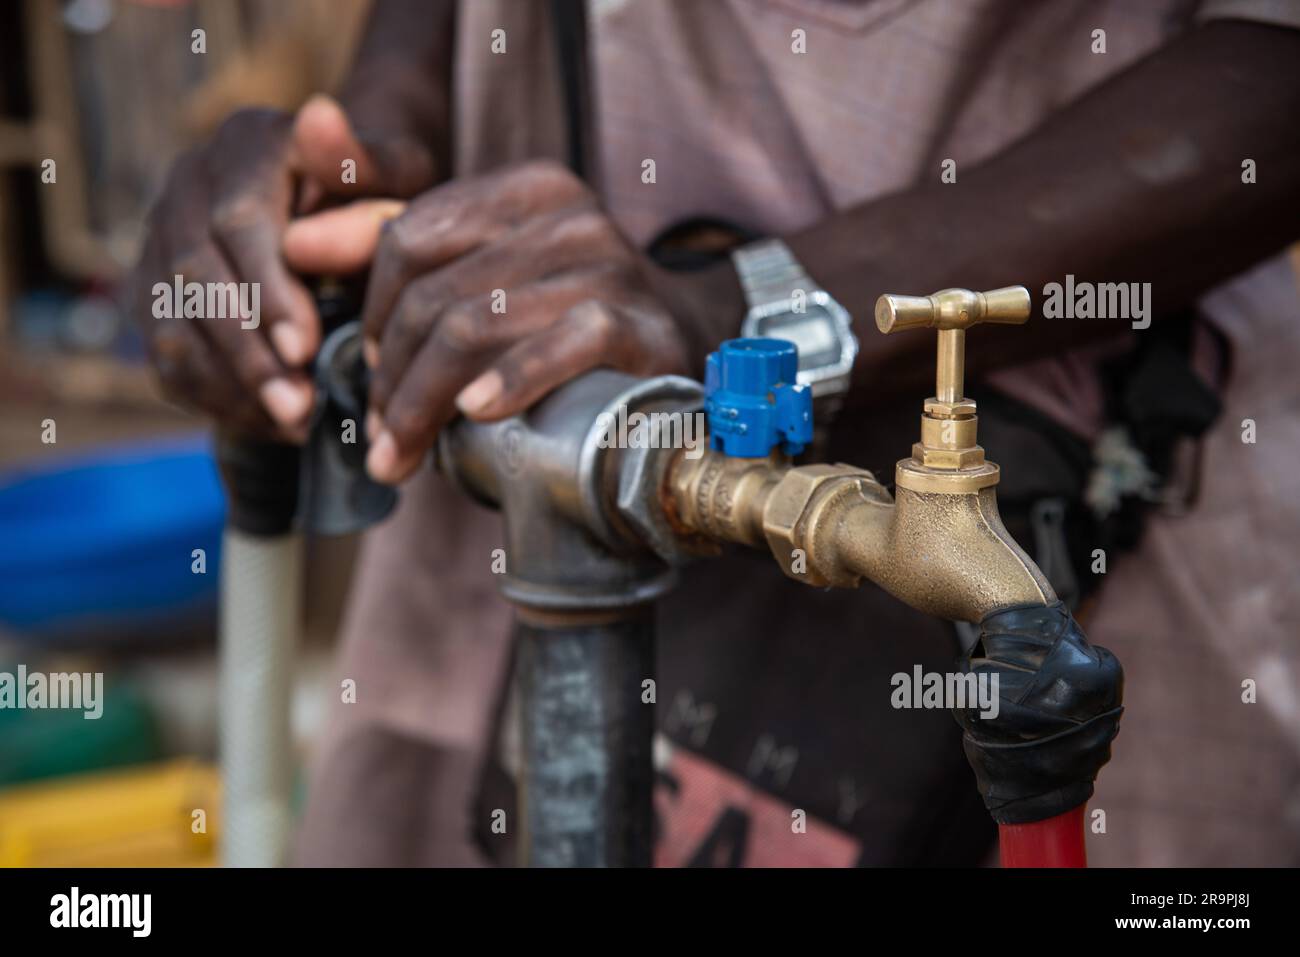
[0,759,219,867]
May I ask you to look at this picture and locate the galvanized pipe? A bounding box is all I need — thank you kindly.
[440,371,702,867]
[516,609,655,867]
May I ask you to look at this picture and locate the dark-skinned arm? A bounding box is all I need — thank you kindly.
[281,20,1299,483]
[685,20,1300,403]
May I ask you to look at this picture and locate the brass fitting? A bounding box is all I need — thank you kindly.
[668,454,883,588]
[663,285,1056,622]
[667,449,1053,620]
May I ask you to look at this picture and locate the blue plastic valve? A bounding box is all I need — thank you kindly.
[704,338,813,458]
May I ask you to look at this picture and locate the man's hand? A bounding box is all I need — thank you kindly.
[129,95,436,440]
[283,160,733,484]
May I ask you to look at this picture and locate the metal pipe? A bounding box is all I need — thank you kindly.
[439,370,702,867]
[516,608,655,867]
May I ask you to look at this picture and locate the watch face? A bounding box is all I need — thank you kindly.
[752,306,842,371]
[742,289,858,396]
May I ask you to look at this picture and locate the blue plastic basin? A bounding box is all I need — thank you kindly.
[0,433,225,641]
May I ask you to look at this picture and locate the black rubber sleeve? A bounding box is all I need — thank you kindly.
[216,432,300,537]
[952,601,1124,825]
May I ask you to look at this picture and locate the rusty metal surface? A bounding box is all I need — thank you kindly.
[516,611,654,867]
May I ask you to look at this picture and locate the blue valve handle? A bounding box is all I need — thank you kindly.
[704,339,813,458]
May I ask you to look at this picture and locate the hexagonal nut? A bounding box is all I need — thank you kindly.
[915,444,986,469]
[616,442,716,566]
[762,464,872,588]
[924,397,978,418]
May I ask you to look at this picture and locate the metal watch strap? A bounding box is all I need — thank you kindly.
[732,239,816,309]
[732,239,846,451]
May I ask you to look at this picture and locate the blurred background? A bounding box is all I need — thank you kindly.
[0,0,370,866]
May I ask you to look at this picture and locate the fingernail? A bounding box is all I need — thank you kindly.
[366,430,398,482]
[363,337,380,370]
[365,409,382,442]
[456,371,503,417]
[271,323,308,366]
[260,377,312,424]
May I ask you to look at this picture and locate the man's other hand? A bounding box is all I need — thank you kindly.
[129,95,436,441]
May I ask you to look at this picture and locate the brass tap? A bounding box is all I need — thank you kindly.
[665,286,1056,623]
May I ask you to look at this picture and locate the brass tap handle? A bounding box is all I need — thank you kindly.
[875,286,1030,403]
[875,286,1031,333]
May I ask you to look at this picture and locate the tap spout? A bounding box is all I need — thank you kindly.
[831,481,1055,622]
[665,450,1055,622]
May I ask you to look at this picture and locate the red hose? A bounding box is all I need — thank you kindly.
[999,804,1087,868]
